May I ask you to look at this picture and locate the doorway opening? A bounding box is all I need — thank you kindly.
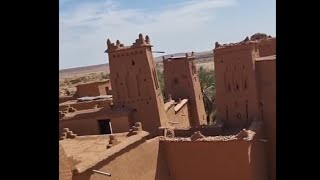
[98,119,112,134]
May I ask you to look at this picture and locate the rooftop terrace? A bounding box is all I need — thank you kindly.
[60,131,149,173]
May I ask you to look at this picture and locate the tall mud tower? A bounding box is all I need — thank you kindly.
[213,39,260,129]
[163,53,207,126]
[105,34,167,135]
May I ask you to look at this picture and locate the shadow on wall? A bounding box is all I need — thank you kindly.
[155,140,171,180]
[173,125,222,137]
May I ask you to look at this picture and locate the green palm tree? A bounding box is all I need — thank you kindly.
[198,66,216,124]
[156,69,166,100]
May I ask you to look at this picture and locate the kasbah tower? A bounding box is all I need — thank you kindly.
[213,35,275,130]
[214,39,260,129]
[163,53,207,126]
[105,34,167,136]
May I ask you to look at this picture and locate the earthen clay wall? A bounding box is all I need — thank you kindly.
[255,58,276,180]
[59,143,73,180]
[163,57,207,126]
[161,138,267,180]
[60,96,77,104]
[214,43,260,129]
[75,84,101,97]
[172,125,222,137]
[73,137,170,180]
[59,100,112,112]
[166,103,190,128]
[258,38,276,57]
[249,138,269,180]
[173,104,190,128]
[97,84,108,95]
[75,81,110,98]
[71,100,112,111]
[59,115,130,136]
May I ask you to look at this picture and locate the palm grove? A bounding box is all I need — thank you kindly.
[157,67,216,124]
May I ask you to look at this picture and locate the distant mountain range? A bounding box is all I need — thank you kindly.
[59,51,213,78]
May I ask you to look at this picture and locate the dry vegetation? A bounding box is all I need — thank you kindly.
[59,58,214,97]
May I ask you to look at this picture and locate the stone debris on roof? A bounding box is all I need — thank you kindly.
[214,33,273,49]
[250,33,270,41]
[160,129,256,142]
[77,95,112,102]
[76,79,110,87]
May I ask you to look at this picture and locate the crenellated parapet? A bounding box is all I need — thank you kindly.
[105,33,152,53]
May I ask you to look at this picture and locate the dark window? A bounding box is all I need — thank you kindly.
[132,60,135,66]
[174,78,179,84]
[98,119,112,134]
[236,113,241,119]
[246,103,249,119]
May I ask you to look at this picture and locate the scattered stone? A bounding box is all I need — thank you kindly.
[190,131,205,141]
[250,33,268,41]
[235,129,249,139]
[165,129,175,138]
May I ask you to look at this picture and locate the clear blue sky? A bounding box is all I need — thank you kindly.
[59,0,276,70]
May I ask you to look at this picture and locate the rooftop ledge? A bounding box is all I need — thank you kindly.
[71,131,149,174]
[160,129,256,142]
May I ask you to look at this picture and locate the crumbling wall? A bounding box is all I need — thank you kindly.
[73,137,170,180]
[161,138,266,180]
[166,103,190,128]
